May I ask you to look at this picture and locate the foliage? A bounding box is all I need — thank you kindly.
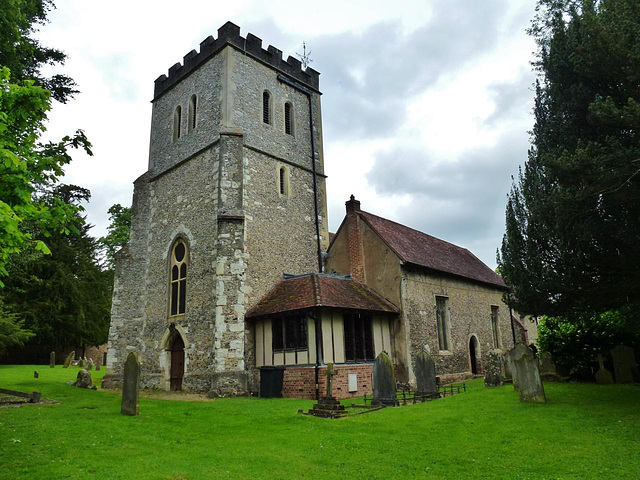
[1,371,640,479]
[0,0,77,103]
[498,0,640,323]
[0,67,91,285]
[537,310,636,377]
[1,185,112,351]
[0,298,33,354]
[99,204,131,269]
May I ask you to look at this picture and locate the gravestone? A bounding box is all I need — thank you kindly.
[307,363,346,418]
[414,351,438,397]
[538,352,560,381]
[34,370,39,378]
[72,369,97,390]
[611,345,639,384]
[512,344,545,403]
[77,358,85,367]
[595,354,614,384]
[63,351,74,368]
[50,351,55,368]
[121,352,140,416]
[96,357,102,371]
[372,352,396,406]
[483,349,503,387]
[86,358,94,371]
[506,347,519,390]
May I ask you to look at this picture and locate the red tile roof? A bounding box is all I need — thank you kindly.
[246,274,399,319]
[358,211,507,289]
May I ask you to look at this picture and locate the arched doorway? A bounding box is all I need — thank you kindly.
[469,336,479,374]
[169,333,185,391]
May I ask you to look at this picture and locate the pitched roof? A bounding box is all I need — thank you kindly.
[358,211,507,289]
[245,273,399,319]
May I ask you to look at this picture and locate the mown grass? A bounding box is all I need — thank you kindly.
[0,365,638,479]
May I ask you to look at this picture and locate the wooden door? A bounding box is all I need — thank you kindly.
[170,336,185,391]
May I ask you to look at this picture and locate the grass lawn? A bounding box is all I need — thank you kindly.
[0,365,638,479]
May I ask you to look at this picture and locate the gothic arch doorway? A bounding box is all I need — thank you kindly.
[469,336,480,374]
[169,331,185,391]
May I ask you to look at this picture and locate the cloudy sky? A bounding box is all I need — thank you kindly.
[39,0,538,269]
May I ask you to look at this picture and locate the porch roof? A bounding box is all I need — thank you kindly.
[245,273,399,319]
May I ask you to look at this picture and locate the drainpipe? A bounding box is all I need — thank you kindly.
[277,75,323,273]
[314,309,321,400]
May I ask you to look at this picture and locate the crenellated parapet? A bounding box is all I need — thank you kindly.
[153,21,320,101]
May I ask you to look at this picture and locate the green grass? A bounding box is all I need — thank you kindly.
[0,365,638,479]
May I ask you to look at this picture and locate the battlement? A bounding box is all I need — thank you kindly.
[153,21,320,101]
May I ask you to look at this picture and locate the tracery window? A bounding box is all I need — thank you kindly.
[169,238,188,317]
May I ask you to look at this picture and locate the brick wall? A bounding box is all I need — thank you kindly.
[281,364,373,399]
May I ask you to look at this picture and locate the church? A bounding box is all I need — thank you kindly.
[103,22,514,398]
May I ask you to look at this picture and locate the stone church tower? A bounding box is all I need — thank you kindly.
[104,22,329,395]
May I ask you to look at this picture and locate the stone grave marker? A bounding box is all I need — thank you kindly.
[512,344,546,403]
[63,351,74,368]
[372,352,397,406]
[595,354,614,384]
[611,345,639,384]
[50,351,55,368]
[484,349,503,387]
[506,347,520,390]
[307,363,346,418]
[121,352,140,416]
[96,356,102,371]
[538,352,560,381]
[86,358,94,371]
[71,369,97,390]
[414,351,438,397]
[34,370,39,378]
[77,357,85,367]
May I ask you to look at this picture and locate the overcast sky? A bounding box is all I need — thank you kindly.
[38,0,537,269]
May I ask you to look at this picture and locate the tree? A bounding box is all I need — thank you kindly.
[499,0,640,324]
[0,297,33,355]
[0,0,77,103]
[2,185,112,352]
[99,204,131,269]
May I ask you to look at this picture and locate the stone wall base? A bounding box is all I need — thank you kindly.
[281,364,374,400]
[209,372,249,397]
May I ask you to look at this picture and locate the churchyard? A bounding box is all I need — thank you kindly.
[0,365,638,479]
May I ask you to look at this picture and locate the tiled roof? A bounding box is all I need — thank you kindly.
[246,273,399,319]
[358,211,507,289]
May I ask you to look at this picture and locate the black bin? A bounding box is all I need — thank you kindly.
[260,366,284,398]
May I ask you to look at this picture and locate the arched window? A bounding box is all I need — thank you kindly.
[263,91,271,124]
[173,106,182,142]
[169,238,188,317]
[188,95,197,132]
[278,165,290,197]
[284,102,293,135]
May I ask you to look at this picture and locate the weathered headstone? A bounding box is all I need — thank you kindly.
[538,352,560,381]
[325,363,336,397]
[77,357,85,367]
[121,352,140,416]
[611,345,639,384]
[63,351,74,368]
[72,369,97,390]
[50,351,55,368]
[512,344,546,403]
[595,354,614,384]
[506,347,519,390]
[372,352,396,406]
[307,363,347,418]
[414,351,438,397]
[86,358,94,371]
[484,349,503,387]
[34,370,39,378]
[96,356,102,371]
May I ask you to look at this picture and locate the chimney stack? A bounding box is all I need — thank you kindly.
[345,195,364,283]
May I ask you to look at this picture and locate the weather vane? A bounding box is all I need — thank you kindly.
[296,42,312,70]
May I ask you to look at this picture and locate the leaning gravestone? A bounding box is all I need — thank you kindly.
[50,351,55,368]
[372,352,397,406]
[595,354,614,384]
[414,351,438,397]
[506,347,520,390]
[611,345,639,384]
[538,352,560,381]
[484,349,503,387]
[121,352,140,416]
[63,351,74,368]
[512,344,546,403]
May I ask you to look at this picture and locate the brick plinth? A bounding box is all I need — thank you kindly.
[282,364,373,399]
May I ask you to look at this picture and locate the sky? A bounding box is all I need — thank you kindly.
[38,0,538,269]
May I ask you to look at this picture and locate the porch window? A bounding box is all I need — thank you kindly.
[272,315,308,351]
[343,313,374,362]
